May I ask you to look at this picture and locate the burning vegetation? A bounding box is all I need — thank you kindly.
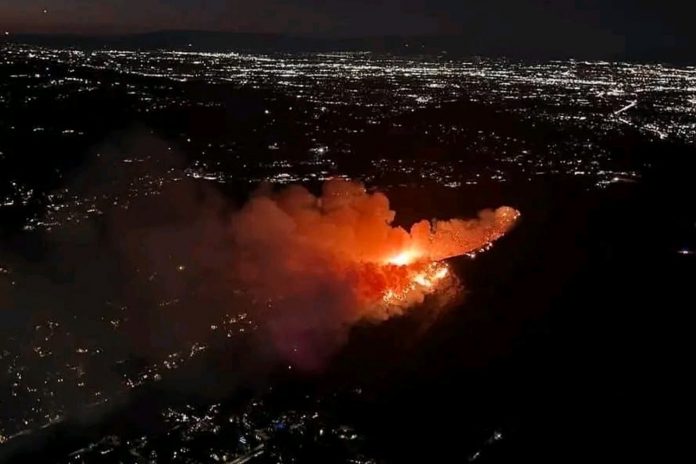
[229,179,520,357]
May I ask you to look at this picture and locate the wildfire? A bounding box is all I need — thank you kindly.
[231,178,520,321]
[381,260,451,305]
[382,249,450,306]
[224,178,520,367]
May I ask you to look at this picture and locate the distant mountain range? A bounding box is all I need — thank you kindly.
[2,30,694,63]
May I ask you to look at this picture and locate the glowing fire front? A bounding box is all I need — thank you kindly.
[381,262,451,304]
[368,248,451,307]
[388,249,422,267]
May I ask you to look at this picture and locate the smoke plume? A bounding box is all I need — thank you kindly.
[2,138,519,374]
[228,178,519,366]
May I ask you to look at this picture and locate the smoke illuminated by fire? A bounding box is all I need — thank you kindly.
[388,249,421,266]
[230,179,520,332]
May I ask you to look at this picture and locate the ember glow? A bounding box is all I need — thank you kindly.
[228,179,519,364]
[380,248,452,306]
[381,261,451,306]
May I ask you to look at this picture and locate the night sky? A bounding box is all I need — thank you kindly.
[0,1,694,56]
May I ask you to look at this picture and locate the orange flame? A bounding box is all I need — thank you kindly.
[381,261,451,305]
[387,249,422,266]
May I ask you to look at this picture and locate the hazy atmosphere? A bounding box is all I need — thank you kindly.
[0,1,692,462]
